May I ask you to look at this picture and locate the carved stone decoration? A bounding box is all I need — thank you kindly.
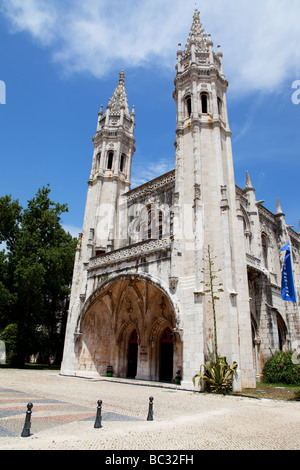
[173,327,184,341]
[194,183,201,202]
[220,184,229,210]
[169,276,179,291]
[125,171,175,203]
[173,192,180,205]
[76,233,83,250]
[185,9,209,54]
[89,238,170,271]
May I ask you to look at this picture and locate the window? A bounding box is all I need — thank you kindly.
[95,249,106,256]
[185,96,192,117]
[170,211,174,235]
[141,206,164,241]
[120,154,126,172]
[107,151,114,170]
[201,93,208,114]
[141,206,154,240]
[261,236,268,269]
[96,152,101,169]
[147,208,152,239]
[158,211,163,239]
[217,97,222,117]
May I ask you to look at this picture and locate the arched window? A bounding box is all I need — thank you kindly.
[170,211,174,235]
[120,153,126,172]
[261,235,268,269]
[96,152,101,169]
[107,151,114,170]
[185,96,192,117]
[276,313,288,351]
[147,208,153,239]
[201,93,208,114]
[158,211,163,239]
[217,97,222,117]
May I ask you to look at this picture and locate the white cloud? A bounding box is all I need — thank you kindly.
[62,224,82,238]
[131,157,174,189]
[1,0,58,45]
[1,0,300,94]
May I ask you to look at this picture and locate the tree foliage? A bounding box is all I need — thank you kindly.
[0,186,77,366]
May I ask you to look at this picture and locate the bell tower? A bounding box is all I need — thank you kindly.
[84,70,136,255]
[61,72,135,376]
[172,10,256,389]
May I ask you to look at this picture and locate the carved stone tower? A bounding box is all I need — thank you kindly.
[172,10,256,388]
[89,70,136,253]
[61,71,135,375]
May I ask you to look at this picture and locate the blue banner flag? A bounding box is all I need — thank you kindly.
[281,242,296,303]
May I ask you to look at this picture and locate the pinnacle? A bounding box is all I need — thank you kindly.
[185,8,208,53]
[276,198,284,215]
[108,70,129,115]
[119,70,125,84]
[246,171,253,189]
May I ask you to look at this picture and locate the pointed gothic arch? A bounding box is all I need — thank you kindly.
[276,312,288,351]
[76,275,182,381]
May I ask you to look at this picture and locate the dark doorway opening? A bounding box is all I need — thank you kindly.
[127,329,138,378]
[159,327,173,382]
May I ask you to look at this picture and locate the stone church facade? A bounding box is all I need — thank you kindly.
[61,10,300,390]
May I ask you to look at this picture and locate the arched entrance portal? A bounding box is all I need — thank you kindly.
[160,327,173,382]
[78,277,182,382]
[127,329,138,378]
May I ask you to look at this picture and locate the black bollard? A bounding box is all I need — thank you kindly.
[147,396,154,421]
[21,402,33,437]
[94,399,103,428]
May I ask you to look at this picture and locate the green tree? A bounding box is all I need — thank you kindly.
[0,196,21,327]
[0,186,77,366]
[0,195,22,251]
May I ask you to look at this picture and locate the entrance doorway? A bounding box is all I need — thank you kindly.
[159,327,173,382]
[127,329,138,378]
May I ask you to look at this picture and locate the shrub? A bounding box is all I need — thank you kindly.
[294,389,300,401]
[262,351,300,385]
[193,356,238,395]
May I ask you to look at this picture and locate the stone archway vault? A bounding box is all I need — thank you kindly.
[76,277,183,382]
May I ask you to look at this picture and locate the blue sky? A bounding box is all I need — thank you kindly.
[0,0,299,238]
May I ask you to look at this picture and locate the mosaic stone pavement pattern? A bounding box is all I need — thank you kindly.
[0,387,142,437]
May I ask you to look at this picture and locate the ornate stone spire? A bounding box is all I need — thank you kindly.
[276,198,284,216]
[245,171,253,189]
[184,9,209,53]
[107,70,130,115]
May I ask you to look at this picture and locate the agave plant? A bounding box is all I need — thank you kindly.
[193,356,238,395]
[193,246,238,394]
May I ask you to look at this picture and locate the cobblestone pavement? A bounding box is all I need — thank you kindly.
[0,368,299,451]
